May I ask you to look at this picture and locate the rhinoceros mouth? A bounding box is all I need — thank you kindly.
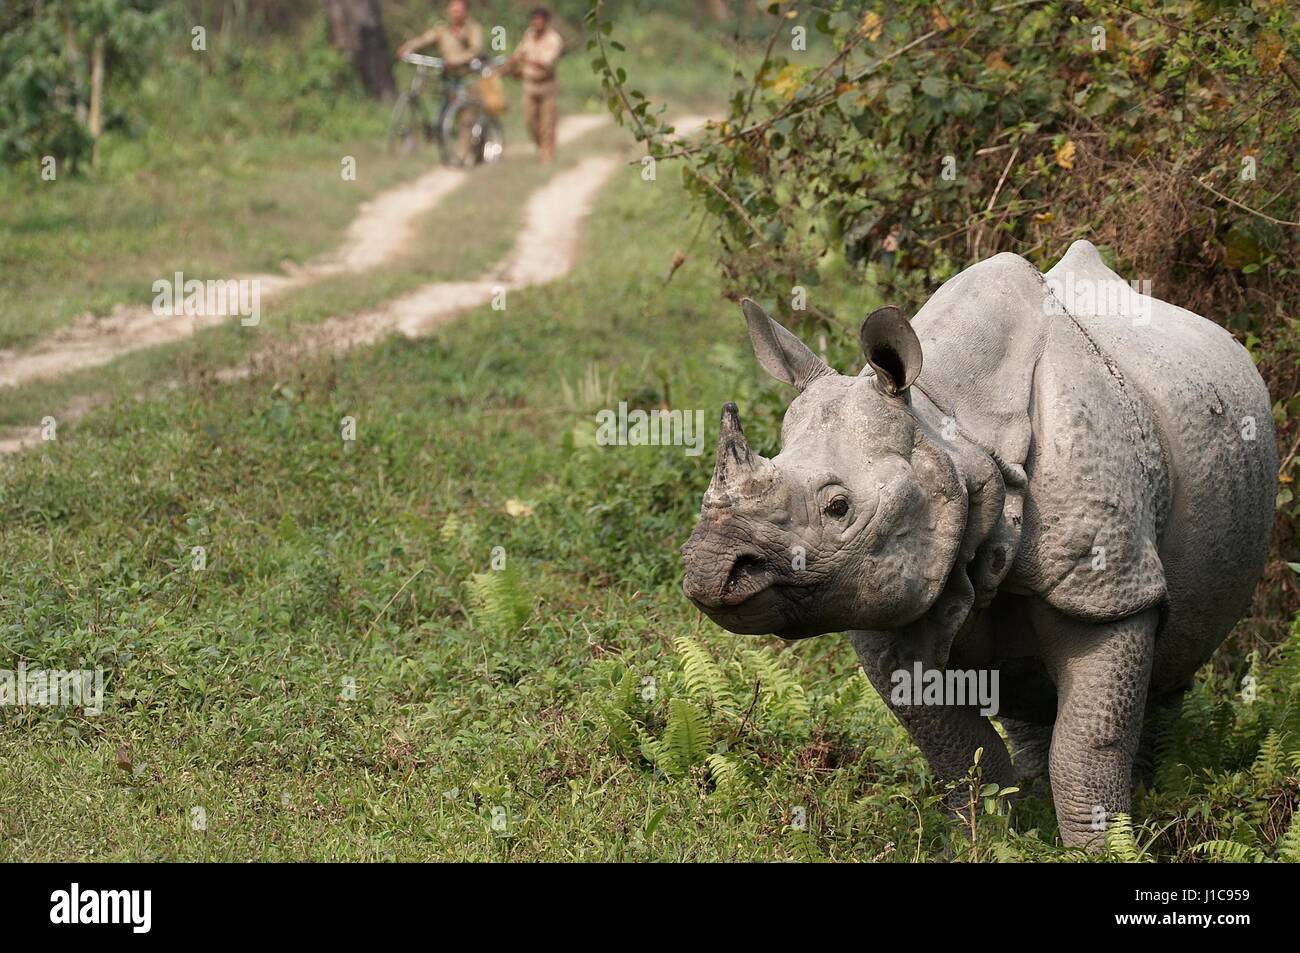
[687,576,821,636]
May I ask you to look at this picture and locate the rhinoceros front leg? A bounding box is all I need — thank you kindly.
[849,629,1015,793]
[1034,604,1157,850]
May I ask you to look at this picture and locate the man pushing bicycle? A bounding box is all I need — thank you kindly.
[392,0,505,166]
[397,0,483,79]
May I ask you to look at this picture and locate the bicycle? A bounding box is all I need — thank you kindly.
[388,52,506,167]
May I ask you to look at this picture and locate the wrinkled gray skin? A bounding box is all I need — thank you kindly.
[681,240,1277,849]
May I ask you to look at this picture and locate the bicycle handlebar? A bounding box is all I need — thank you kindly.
[401,53,443,69]
[400,52,508,76]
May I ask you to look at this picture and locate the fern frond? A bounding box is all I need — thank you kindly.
[610,668,638,714]
[636,722,660,769]
[1190,840,1267,863]
[786,829,824,863]
[598,700,640,757]
[820,671,870,721]
[674,636,737,713]
[1104,813,1144,863]
[706,752,753,800]
[651,697,711,777]
[1251,729,1285,787]
[465,565,531,635]
[741,647,811,735]
[1274,814,1300,863]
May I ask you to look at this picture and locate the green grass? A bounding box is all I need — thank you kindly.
[1,9,1298,864]
[2,163,1299,861]
[0,117,631,431]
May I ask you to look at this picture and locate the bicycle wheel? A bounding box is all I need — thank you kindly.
[387,93,422,157]
[478,114,504,165]
[440,100,502,167]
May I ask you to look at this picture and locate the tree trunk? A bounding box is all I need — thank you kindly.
[88,39,104,137]
[61,14,88,127]
[88,37,105,165]
[322,0,395,99]
[702,0,730,22]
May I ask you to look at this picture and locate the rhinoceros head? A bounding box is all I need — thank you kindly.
[681,298,968,640]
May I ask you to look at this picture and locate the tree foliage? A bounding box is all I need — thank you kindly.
[594,0,1299,315]
[591,0,1300,624]
[0,0,166,169]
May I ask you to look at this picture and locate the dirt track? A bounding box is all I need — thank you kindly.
[0,114,610,393]
[0,114,710,454]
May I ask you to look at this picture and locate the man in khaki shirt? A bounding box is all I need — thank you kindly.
[509,7,564,162]
[397,0,483,79]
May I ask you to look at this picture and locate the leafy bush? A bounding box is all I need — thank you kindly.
[592,0,1300,644]
[596,0,1300,314]
[0,0,166,169]
[0,15,93,167]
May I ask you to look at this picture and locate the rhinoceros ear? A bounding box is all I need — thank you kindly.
[860,306,922,396]
[739,298,833,390]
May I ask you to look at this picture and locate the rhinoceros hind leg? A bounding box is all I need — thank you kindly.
[1000,717,1053,789]
[1035,605,1158,851]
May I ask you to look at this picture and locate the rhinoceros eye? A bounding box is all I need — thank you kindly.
[825,497,849,519]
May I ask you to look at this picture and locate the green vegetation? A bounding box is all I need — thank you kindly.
[0,1,1297,861]
[2,149,1298,860]
[0,0,723,349]
[0,118,630,429]
[595,0,1300,599]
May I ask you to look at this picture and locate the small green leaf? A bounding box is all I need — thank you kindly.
[645,804,668,838]
[921,76,948,98]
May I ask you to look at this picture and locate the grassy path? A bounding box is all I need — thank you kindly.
[0,117,711,455]
[0,116,636,440]
[0,116,610,393]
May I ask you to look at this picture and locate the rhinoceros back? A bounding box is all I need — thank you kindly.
[909,243,1274,661]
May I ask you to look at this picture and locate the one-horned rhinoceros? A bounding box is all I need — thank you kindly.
[680,240,1277,848]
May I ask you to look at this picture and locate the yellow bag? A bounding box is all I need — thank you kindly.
[478,74,508,117]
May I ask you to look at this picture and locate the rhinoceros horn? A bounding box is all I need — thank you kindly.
[703,402,765,508]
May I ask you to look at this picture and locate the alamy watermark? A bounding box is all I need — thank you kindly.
[0,663,104,715]
[50,883,150,933]
[152,271,260,327]
[890,662,1000,716]
[1044,273,1152,326]
[594,402,705,457]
